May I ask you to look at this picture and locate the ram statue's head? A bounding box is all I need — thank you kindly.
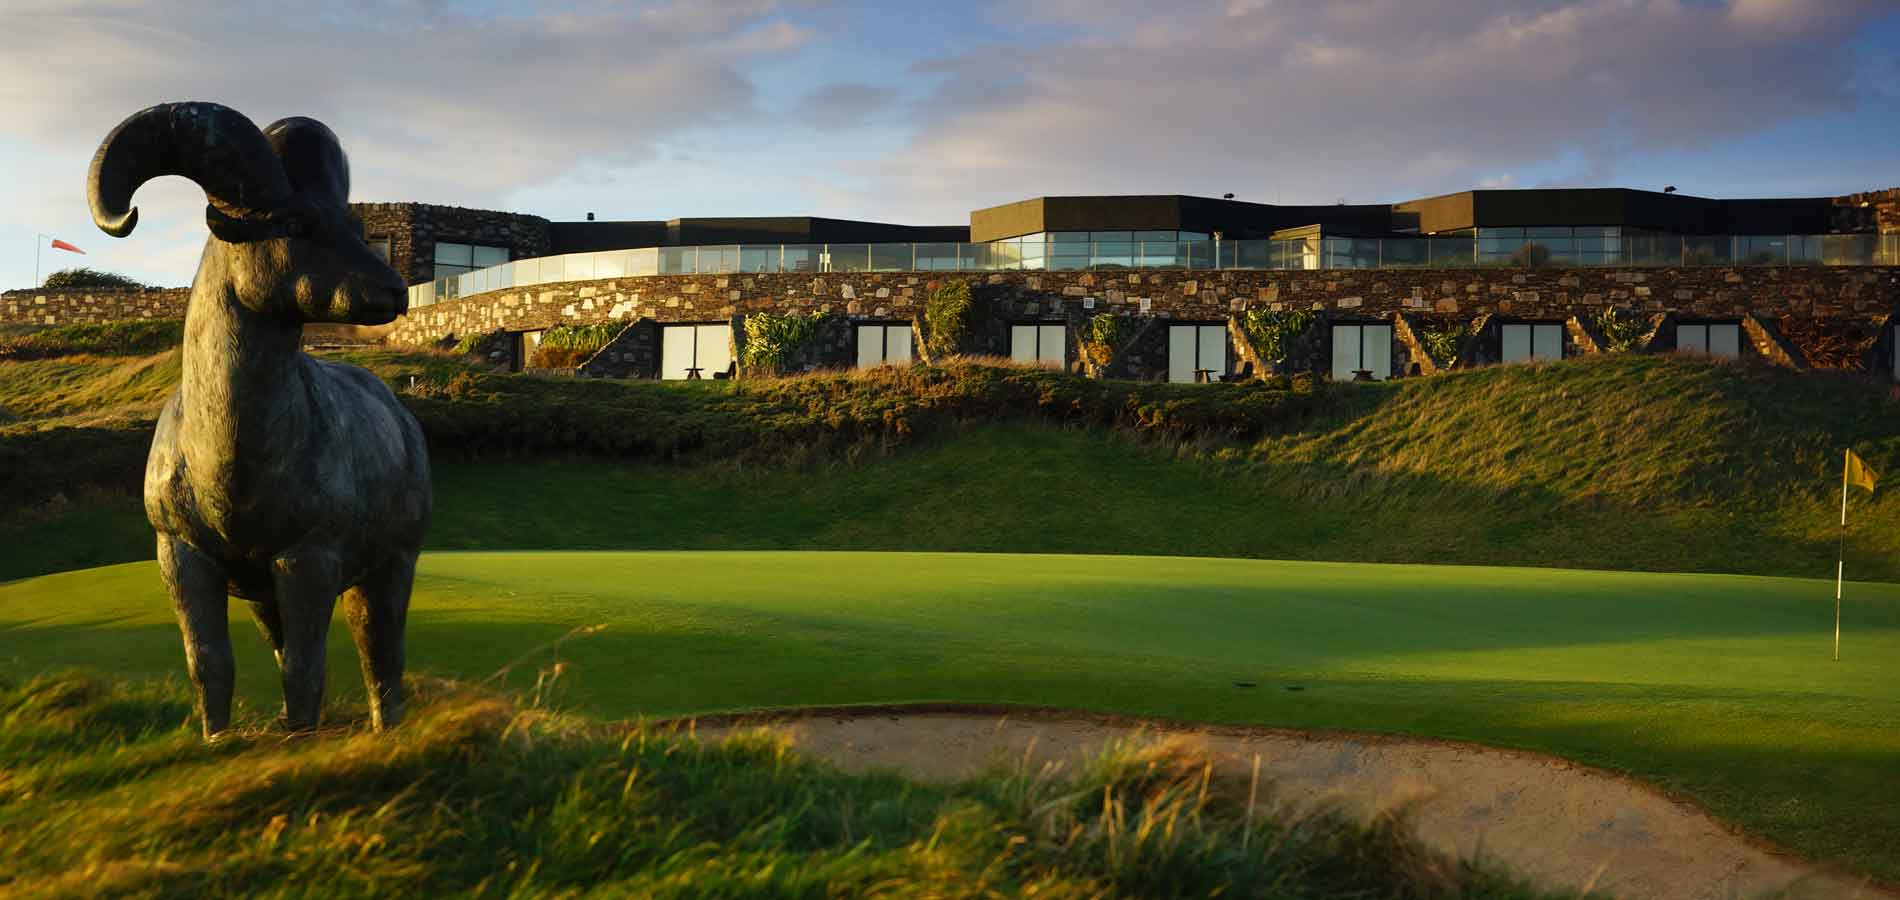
[88,102,408,326]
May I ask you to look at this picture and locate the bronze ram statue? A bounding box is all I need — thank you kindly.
[89,103,431,738]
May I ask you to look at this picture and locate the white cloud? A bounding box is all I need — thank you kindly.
[0,0,819,286]
[836,0,1891,220]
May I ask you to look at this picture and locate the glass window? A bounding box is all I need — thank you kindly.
[828,244,872,272]
[1502,323,1563,363]
[660,324,733,379]
[660,246,696,275]
[367,238,391,265]
[869,243,912,272]
[472,245,509,268]
[741,246,781,273]
[1010,323,1066,368]
[781,245,820,273]
[1133,230,1176,242]
[1430,236,1475,266]
[1090,240,1134,269]
[857,324,914,367]
[700,245,740,274]
[1331,324,1392,381]
[1168,324,1228,383]
[628,248,659,277]
[1676,322,1741,359]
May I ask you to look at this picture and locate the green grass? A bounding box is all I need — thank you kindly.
[0,318,181,359]
[6,418,1895,585]
[4,351,1896,582]
[0,670,1572,899]
[3,551,1898,884]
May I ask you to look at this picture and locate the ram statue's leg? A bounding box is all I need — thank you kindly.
[247,595,286,668]
[157,533,234,739]
[271,548,342,733]
[342,551,416,732]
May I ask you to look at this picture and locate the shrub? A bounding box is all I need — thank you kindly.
[1416,321,1468,367]
[39,268,149,291]
[1239,309,1314,363]
[1082,315,1135,366]
[1593,307,1649,353]
[452,330,502,357]
[742,312,824,373]
[531,322,624,369]
[924,281,973,358]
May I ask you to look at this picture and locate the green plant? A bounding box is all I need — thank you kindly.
[0,319,182,360]
[1239,309,1314,362]
[924,281,973,358]
[532,322,625,368]
[1593,307,1649,353]
[741,311,823,373]
[1082,314,1135,365]
[451,330,500,356]
[1417,321,1469,367]
[38,268,149,291]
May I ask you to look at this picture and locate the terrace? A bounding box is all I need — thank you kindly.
[410,230,1900,308]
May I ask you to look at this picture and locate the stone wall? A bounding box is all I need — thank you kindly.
[1,287,189,327]
[1837,188,1900,236]
[385,266,1900,379]
[352,202,551,287]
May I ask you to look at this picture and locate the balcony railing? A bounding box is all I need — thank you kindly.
[409,233,1900,308]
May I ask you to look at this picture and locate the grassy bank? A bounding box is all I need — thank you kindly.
[4,350,1898,583]
[4,552,1898,883]
[0,670,1569,899]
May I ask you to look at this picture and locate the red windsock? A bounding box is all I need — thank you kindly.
[49,238,85,254]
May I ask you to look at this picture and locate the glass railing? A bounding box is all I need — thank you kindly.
[408,234,1900,308]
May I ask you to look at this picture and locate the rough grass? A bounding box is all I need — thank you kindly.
[0,669,1576,899]
[3,350,1897,583]
[0,318,182,360]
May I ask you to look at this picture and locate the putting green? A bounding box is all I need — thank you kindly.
[4,551,1900,881]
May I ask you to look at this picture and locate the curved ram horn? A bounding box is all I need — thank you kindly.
[264,117,350,209]
[88,102,293,238]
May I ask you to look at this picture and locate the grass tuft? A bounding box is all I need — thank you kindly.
[0,670,1577,899]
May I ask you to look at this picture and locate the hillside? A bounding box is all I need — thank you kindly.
[2,346,1896,582]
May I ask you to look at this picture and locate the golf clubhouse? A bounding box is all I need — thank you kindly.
[10,187,1900,381]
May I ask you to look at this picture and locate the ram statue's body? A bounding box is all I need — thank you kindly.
[90,102,432,739]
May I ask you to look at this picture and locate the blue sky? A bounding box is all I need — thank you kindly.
[2,0,1896,290]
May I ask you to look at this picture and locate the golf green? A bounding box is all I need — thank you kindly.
[4,551,1900,880]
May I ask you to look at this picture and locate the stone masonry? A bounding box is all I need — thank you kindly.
[384,265,1900,379]
[1,287,189,327]
[352,202,551,287]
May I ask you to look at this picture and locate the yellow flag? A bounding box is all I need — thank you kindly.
[1846,449,1878,495]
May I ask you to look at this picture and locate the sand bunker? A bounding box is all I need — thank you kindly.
[691,707,1892,900]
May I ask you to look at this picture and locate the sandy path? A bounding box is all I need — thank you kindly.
[690,708,1893,900]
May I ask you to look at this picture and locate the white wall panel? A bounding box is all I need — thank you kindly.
[1501,325,1532,363]
[1532,324,1563,362]
[1011,325,1038,364]
[1677,324,1708,354]
[661,326,695,380]
[1332,325,1361,382]
[696,324,732,376]
[857,325,884,368]
[1363,325,1392,380]
[1197,325,1227,379]
[1169,326,1197,383]
[887,325,913,364]
[1039,324,1065,367]
[1709,324,1741,359]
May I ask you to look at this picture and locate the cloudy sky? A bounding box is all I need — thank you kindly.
[3,0,1896,289]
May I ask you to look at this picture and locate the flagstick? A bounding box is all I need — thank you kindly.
[34,233,49,288]
[1836,450,1848,662]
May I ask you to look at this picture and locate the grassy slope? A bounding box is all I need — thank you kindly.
[0,672,1568,900]
[3,552,1897,883]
